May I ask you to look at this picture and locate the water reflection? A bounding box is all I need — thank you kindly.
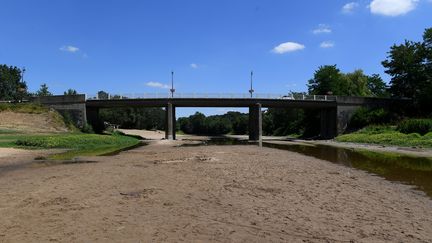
[265,142,432,198]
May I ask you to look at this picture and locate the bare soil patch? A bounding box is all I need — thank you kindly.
[0,111,69,133]
[0,141,431,242]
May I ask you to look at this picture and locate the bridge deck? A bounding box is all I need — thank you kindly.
[85,98,337,108]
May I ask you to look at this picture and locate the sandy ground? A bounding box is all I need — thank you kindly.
[0,139,431,242]
[0,111,69,133]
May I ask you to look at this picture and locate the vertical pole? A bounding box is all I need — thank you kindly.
[170,71,175,98]
[165,103,175,140]
[249,71,254,98]
[249,103,262,145]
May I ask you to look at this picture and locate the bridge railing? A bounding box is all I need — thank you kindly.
[85,93,337,101]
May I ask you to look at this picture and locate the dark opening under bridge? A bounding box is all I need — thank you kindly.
[30,94,410,141]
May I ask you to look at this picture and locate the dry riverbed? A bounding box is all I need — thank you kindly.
[0,140,431,242]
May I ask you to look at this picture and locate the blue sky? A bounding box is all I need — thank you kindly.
[1,0,431,116]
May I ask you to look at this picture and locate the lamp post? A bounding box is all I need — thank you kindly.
[170,71,175,98]
[249,71,254,98]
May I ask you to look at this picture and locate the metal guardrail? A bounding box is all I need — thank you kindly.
[85,93,337,101]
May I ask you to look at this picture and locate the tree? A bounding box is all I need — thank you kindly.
[0,65,27,101]
[64,89,77,95]
[382,27,432,114]
[308,65,387,97]
[382,40,426,99]
[36,83,52,97]
[342,70,371,97]
[308,65,343,95]
[97,90,109,100]
[367,74,389,97]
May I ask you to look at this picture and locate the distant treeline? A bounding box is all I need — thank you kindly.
[178,112,248,135]
[100,107,165,131]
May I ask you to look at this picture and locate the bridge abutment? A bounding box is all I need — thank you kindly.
[165,103,176,140]
[249,103,262,142]
[320,108,337,139]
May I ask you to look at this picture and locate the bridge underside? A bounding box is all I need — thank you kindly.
[86,98,339,141]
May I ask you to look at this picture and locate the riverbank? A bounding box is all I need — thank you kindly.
[0,132,140,160]
[0,139,431,242]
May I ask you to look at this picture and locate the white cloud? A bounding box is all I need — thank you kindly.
[320,41,335,48]
[312,24,332,34]
[145,81,170,89]
[60,45,79,53]
[369,0,418,16]
[190,63,198,69]
[272,42,305,54]
[342,2,360,13]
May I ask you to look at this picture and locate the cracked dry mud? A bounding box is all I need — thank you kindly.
[0,141,431,242]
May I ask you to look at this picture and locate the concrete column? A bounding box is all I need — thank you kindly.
[320,108,337,139]
[86,107,104,133]
[249,103,262,143]
[165,103,176,140]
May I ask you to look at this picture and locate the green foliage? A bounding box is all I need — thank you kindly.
[99,107,165,130]
[13,133,140,160]
[382,27,432,114]
[308,65,343,95]
[0,103,49,113]
[35,83,52,96]
[0,65,28,101]
[178,112,240,135]
[97,90,109,99]
[349,108,396,129]
[81,123,94,133]
[397,119,432,135]
[64,89,78,95]
[367,74,389,98]
[307,65,388,97]
[336,125,432,148]
[263,108,306,136]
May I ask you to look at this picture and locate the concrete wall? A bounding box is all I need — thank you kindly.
[334,96,411,135]
[30,95,87,128]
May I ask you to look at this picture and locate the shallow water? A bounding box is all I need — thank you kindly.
[184,138,432,198]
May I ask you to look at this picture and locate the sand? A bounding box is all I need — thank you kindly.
[0,139,431,242]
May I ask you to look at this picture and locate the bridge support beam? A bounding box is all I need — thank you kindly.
[249,103,262,143]
[320,108,337,139]
[165,103,176,140]
[86,107,104,133]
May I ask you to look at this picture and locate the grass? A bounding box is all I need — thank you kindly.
[0,133,141,160]
[336,125,432,148]
[0,103,50,114]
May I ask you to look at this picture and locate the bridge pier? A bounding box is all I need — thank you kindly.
[86,107,104,133]
[249,103,262,143]
[320,108,337,139]
[165,103,176,140]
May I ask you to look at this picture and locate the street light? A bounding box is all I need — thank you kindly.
[170,71,175,98]
[249,71,254,98]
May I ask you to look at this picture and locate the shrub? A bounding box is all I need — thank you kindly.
[349,107,395,129]
[397,119,432,135]
[81,123,94,133]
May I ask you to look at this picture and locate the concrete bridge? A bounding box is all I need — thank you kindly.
[30,94,409,141]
